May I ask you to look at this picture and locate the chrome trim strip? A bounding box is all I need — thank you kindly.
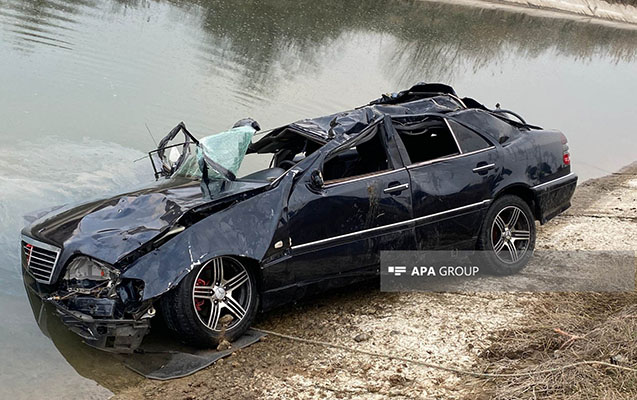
[27,252,56,262]
[472,163,496,173]
[410,199,490,224]
[324,168,407,188]
[268,167,300,187]
[406,146,495,169]
[531,172,576,190]
[291,199,491,251]
[445,118,463,155]
[29,259,54,269]
[383,183,409,194]
[446,93,467,109]
[29,265,51,275]
[21,235,60,253]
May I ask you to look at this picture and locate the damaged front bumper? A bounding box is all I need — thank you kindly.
[23,270,150,353]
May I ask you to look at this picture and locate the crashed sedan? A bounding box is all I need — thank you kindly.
[21,83,577,352]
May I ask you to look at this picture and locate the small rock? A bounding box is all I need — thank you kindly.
[354,333,370,342]
[217,339,232,351]
[367,384,381,393]
[388,374,407,385]
[219,314,234,327]
[390,330,400,335]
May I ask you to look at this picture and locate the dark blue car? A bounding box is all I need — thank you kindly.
[21,83,577,352]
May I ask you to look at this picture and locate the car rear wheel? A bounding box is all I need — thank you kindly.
[161,256,258,348]
[477,195,536,275]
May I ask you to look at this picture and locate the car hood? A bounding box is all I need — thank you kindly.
[22,178,270,267]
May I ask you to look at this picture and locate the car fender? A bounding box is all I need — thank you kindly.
[121,173,296,301]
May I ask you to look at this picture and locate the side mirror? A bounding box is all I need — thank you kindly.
[309,169,324,189]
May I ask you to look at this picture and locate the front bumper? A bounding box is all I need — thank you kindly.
[23,270,150,353]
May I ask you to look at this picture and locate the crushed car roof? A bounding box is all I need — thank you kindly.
[250,83,473,152]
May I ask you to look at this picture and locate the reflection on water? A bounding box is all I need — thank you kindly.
[0,0,636,398]
[3,0,636,82]
[22,288,141,397]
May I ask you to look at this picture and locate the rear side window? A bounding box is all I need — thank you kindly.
[393,116,460,164]
[453,110,521,145]
[447,120,491,153]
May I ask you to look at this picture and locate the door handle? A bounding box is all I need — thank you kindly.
[472,163,496,173]
[384,183,409,194]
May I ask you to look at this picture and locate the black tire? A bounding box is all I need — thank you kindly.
[476,195,536,275]
[160,256,259,348]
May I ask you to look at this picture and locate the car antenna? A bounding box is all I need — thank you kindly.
[145,122,158,147]
[132,123,159,163]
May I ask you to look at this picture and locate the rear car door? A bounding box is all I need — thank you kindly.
[286,116,415,285]
[392,115,500,249]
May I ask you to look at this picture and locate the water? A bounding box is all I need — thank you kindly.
[0,0,636,397]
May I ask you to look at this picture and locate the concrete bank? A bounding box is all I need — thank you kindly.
[427,0,637,27]
[492,0,637,25]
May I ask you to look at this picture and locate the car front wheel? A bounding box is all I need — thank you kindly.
[161,256,258,348]
[477,195,536,275]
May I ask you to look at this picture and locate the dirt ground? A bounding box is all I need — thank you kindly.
[113,163,637,400]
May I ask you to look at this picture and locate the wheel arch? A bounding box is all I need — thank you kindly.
[164,253,264,297]
[231,255,264,294]
[493,184,540,221]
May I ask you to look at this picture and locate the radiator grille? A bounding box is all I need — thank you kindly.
[22,238,60,284]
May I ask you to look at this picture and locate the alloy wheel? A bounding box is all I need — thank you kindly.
[192,257,252,332]
[490,205,531,264]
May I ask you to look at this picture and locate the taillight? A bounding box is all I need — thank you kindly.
[561,133,570,166]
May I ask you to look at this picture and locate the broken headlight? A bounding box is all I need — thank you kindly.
[63,256,119,290]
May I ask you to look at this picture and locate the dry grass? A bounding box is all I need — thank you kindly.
[468,292,637,399]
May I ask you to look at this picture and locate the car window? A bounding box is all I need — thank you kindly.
[447,119,492,153]
[322,125,391,183]
[453,110,521,145]
[393,116,460,164]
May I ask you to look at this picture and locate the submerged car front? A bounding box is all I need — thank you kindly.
[20,120,276,352]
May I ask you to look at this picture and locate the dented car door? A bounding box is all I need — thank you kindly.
[285,117,415,287]
[393,116,500,250]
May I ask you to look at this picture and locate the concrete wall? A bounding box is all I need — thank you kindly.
[491,0,637,24]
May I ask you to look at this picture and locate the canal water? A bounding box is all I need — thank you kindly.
[0,0,636,398]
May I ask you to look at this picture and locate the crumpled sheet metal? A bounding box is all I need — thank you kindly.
[251,83,464,154]
[121,173,295,301]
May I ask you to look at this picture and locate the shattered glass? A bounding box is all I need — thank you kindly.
[173,126,256,180]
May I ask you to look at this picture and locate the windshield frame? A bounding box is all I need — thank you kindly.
[149,122,236,182]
